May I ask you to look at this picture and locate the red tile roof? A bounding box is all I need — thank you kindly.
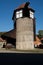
[16,3,26,9]
[16,2,35,12]
[34,36,41,45]
[36,36,40,41]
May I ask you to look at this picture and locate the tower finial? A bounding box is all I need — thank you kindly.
[24,1,30,7]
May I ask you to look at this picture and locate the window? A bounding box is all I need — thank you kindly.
[30,10,34,18]
[16,11,19,18]
[16,10,23,18]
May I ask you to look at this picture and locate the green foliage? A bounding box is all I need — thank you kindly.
[38,30,43,38]
[38,30,43,35]
[0,32,5,37]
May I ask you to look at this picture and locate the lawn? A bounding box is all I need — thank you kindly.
[0,48,43,53]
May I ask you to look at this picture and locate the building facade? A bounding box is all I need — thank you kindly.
[1,2,36,50]
[12,2,36,50]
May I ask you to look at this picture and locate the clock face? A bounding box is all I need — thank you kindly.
[30,10,34,18]
[16,10,23,18]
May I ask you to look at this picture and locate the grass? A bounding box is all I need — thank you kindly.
[3,48,43,53]
[0,47,43,53]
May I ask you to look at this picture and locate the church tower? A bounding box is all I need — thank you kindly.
[12,2,36,50]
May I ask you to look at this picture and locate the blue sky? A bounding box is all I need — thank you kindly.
[0,0,43,34]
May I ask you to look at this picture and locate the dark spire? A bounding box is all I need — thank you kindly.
[24,2,30,7]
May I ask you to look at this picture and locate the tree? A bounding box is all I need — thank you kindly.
[38,30,43,39]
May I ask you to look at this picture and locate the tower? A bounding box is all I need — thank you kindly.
[12,2,36,50]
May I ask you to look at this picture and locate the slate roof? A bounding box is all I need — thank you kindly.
[1,29,16,39]
[0,37,4,42]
